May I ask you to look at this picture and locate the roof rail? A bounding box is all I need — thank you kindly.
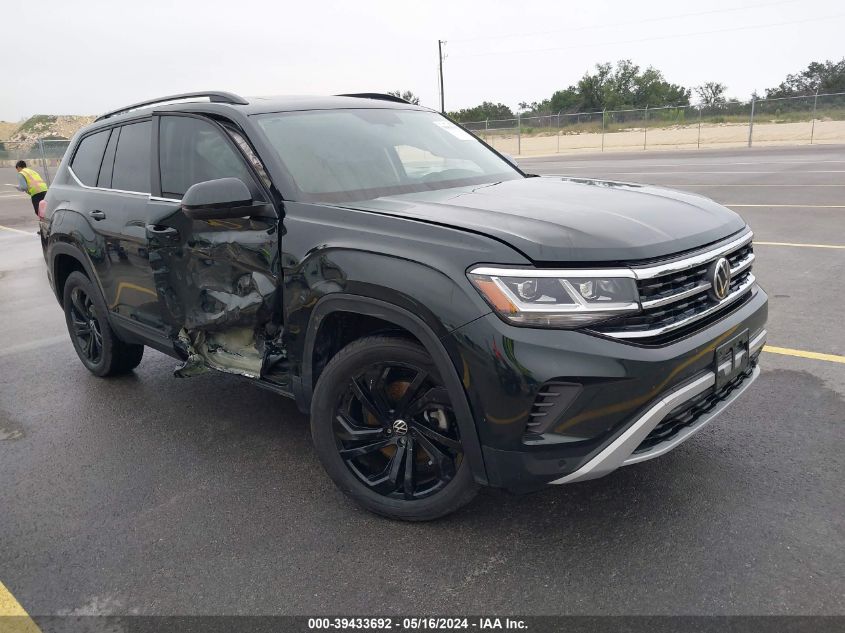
[337,92,411,104]
[96,91,249,121]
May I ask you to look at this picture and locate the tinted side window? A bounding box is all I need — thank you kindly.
[97,127,120,188]
[112,121,151,193]
[70,130,110,186]
[159,116,254,198]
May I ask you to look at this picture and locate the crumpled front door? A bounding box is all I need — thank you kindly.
[146,200,281,379]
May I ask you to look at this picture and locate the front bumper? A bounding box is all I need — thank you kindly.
[552,330,764,484]
[445,285,768,492]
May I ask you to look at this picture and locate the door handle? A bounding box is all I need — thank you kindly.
[146,224,179,238]
[89,210,106,220]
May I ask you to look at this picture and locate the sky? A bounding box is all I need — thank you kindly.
[1,0,843,121]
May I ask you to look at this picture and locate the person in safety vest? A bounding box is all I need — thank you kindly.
[15,160,49,215]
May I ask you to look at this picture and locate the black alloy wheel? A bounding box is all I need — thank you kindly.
[68,286,104,365]
[333,361,463,500]
[310,336,478,520]
[62,271,144,377]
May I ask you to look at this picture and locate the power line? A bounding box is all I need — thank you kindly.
[450,12,845,59]
[448,0,801,45]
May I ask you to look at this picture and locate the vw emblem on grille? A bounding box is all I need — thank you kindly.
[708,257,732,301]
[392,419,409,435]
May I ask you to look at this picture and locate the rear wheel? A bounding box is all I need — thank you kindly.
[311,336,478,521]
[63,271,144,377]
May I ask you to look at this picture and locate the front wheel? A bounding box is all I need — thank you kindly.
[310,336,478,521]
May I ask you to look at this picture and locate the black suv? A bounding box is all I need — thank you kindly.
[40,91,767,520]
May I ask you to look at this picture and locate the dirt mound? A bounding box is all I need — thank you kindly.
[8,114,95,142]
[0,121,18,141]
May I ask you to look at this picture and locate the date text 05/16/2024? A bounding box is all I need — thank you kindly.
[307,617,528,630]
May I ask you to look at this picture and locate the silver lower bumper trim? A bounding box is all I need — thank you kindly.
[551,329,766,485]
[623,365,760,466]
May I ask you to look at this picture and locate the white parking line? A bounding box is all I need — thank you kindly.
[0,224,32,235]
[671,184,845,187]
[755,241,845,249]
[543,160,845,168]
[586,171,845,175]
[0,335,69,359]
[727,204,845,208]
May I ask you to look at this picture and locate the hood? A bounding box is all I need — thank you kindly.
[343,177,747,263]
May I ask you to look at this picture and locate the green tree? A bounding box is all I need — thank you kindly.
[518,99,552,115]
[387,90,421,105]
[633,66,690,108]
[447,102,515,123]
[575,60,690,111]
[765,59,845,97]
[577,62,614,111]
[548,88,581,113]
[695,82,728,107]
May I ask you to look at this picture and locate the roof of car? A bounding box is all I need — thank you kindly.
[241,94,430,114]
[91,93,430,127]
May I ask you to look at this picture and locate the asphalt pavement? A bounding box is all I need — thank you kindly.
[0,145,842,617]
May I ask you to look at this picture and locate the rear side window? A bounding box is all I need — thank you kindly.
[159,116,254,198]
[70,130,110,186]
[112,121,151,193]
[97,127,120,188]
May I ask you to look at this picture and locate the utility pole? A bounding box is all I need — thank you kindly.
[747,94,756,148]
[810,84,820,145]
[438,40,446,113]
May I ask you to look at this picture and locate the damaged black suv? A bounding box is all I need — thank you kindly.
[41,91,767,520]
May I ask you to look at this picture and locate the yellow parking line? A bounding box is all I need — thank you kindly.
[764,345,845,364]
[755,241,845,249]
[0,580,41,632]
[0,224,31,235]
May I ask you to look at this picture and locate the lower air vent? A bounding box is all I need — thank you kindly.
[526,381,582,435]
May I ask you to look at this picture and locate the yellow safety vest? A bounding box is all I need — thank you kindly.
[21,168,48,197]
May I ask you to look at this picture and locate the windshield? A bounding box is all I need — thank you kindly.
[255,108,522,203]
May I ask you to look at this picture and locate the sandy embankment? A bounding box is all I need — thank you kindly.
[481,119,845,156]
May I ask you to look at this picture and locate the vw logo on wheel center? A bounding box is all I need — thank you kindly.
[708,257,732,301]
[392,419,409,435]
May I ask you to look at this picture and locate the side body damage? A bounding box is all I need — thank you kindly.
[147,214,282,379]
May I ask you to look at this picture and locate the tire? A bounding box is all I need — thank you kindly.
[311,335,479,521]
[62,271,144,377]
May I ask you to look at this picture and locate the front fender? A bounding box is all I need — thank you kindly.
[301,293,489,485]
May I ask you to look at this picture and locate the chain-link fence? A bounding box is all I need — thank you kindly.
[1,93,843,177]
[462,92,845,156]
[0,139,72,185]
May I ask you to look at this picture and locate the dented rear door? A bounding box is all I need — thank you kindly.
[146,113,282,380]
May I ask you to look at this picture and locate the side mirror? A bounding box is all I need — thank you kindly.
[181,178,254,220]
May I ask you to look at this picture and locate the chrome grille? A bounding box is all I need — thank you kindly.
[595,233,756,342]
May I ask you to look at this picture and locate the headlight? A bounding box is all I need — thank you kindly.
[468,266,640,328]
